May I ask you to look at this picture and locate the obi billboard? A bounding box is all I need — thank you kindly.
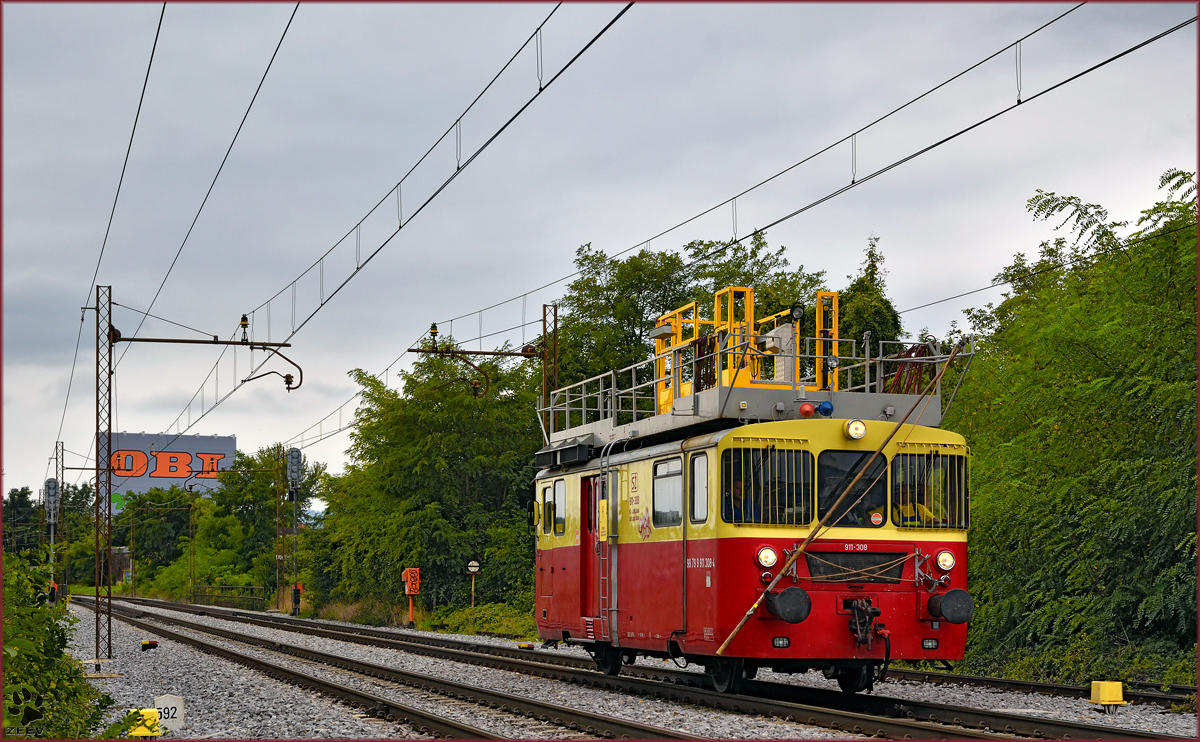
[110,433,236,501]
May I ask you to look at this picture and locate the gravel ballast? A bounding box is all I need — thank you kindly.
[67,605,428,739]
[240,607,1197,739]
[104,600,1197,739]
[124,603,854,739]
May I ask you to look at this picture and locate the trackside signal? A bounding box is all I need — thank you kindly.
[286,447,303,486]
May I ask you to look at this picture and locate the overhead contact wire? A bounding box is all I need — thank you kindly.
[437,2,1088,326]
[153,4,632,450]
[116,2,300,369]
[49,2,166,481]
[246,4,564,316]
[288,13,1196,452]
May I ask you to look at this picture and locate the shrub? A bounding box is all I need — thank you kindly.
[2,550,137,738]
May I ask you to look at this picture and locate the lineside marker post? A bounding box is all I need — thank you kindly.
[403,567,420,628]
[466,560,481,608]
[716,342,963,656]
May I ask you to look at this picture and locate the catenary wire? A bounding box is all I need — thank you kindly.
[64,6,297,488]
[139,4,633,456]
[285,14,1196,451]
[243,3,565,320]
[283,4,1095,447]
[115,2,300,370]
[749,17,1198,238]
[437,2,1088,326]
[113,302,217,338]
[48,3,166,485]
[896,221,1198,314]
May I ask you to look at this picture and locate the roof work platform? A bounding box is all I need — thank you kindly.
[536,286,972,466]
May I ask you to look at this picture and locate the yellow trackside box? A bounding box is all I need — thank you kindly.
[1088,681,1127,706]
[128,708,161,737]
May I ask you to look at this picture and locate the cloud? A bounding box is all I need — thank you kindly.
[4,3,1195,492]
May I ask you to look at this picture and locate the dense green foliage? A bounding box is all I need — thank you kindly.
[309,354,542,610]
[132,448,322,601]
[2,550,137,738]
[13,178,1191,690]
[54,448,322,607]
[2,488,38,554]
[946,169,1197,683]
[558,232,830,385]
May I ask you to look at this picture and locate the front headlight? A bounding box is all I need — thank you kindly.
[756,546,778,568]
[936,550,956,571]
[845,419,867,440]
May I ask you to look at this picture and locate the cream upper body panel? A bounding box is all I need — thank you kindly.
[534,418,969,548]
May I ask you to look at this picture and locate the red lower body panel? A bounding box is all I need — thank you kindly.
[537,536,969,666]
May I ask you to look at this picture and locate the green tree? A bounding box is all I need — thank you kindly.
[838,235,903,354]
[317,347,541,611]
[557,244,694,384]
[3,487,40,554]
[556,232,827,387]
[2,549,137,738]
[684,230,827,325]
[946,170,1197,683]
[209,446,322,587]
[110,487,191,585]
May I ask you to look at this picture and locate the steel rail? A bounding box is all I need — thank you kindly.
[1128,680,1197,698]
[237,610,1193,710]
[110,598,1006,739]
[89,603,497,739]
[113,596,1193,740]
[108,601,700,740]
[884,668,1193,709]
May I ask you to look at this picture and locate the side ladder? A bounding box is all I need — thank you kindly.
[597,444,619,644]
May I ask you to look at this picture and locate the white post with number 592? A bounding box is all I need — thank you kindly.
[154,695,185,733]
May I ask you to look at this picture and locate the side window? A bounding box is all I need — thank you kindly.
[690,453,708,523]
[721,447,814,525]
[653,458,683,527]
[542,486,553,534]
[553,480,566,535]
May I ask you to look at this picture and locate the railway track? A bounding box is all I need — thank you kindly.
[110,596,1191,708]
[105,598,993,740]
[95,599,698,740]
[884,668,1194,709]
[111,596,1187,740]
[83,602,496,739]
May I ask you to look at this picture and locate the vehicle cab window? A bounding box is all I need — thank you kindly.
[892,452,969,529]
[817,450,887,528]
[721,446,814,525]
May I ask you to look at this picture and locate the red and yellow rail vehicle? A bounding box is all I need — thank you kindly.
[534,287,974,693]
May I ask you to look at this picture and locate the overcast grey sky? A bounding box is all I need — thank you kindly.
[4,3,1195,498]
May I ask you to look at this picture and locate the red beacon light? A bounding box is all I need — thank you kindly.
[799,402,815,418]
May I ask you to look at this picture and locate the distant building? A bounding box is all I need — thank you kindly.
[107,432,236,513]
[112,546,131,583]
